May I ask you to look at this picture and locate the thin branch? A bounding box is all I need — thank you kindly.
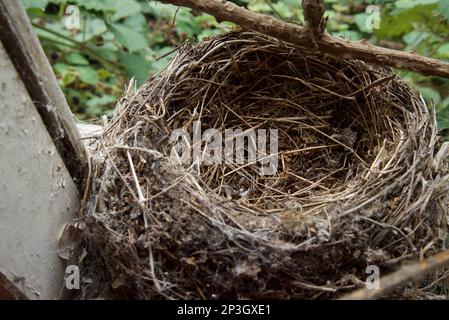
[31,22,123,71]
[159,0,449,79]
[302,0,326,47]
[339,249,449,300]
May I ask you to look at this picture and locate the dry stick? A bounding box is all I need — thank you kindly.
[302,0,325,32]
[159,0,449,79]
[339,249,449,300]
[302,0,326,48]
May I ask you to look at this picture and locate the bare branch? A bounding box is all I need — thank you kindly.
[339,249,449,300]
[302,0,326,48]
[159,0,449,79]
[302,0,325,35]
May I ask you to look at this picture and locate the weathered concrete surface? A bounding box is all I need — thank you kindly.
[0,41,80,299]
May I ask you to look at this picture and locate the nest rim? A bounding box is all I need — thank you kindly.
[81,31,449,300]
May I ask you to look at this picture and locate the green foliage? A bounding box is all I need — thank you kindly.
[23,0,237,118]
[24,0,449,131]
[438,0,449,20]
[372,0,449,130]
[377,4,437,38]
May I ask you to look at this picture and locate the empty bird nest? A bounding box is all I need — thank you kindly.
[79,31,449,299]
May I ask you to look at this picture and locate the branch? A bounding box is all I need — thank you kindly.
[302,0,326,46]
[339,249,449,300]
[159,0,449,79]
[302,0,325,31]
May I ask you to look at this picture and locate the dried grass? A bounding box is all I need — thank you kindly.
[80,31,449,299]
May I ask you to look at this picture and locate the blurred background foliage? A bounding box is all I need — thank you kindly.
[23,0,449,131]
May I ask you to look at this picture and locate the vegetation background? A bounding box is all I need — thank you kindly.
[22,0,449,133]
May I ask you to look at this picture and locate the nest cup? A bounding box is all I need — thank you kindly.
[82,31,449,299]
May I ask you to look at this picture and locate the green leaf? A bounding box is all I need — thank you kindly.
[436,98,449,129]
[143,2,179,18]
[332,4,349,13]
[403,31,429,46]
[150,46,175,72]
[438,0,449,21]
[77,66,99,85]
[354,13,371,33]
[22,0,48,9]
[53,63,70,75]
[86,94,117,111]
[198,29,222,42]
[61,72,76,86]
[97,68,112,80]
[90,45,118,62]
[438,97,449,112]
[111,0,141,21]
[74,18,107,42]
[394,0,439,12]
[268,2,293,19]
[176,9,202,38]
[34,22,73,47]
[110,23,148,52]
[436,43,449,58]
[66,52,89,66]
[71,0,117,12]
[333,30,363,41]
[376,4,438,38]
[247,2,271,13]
[402,31,434,52]
[117,52,151,85]
[420,87,441,105]
[122,13,147,33]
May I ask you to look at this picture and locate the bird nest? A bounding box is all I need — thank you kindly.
[80,31,449,299]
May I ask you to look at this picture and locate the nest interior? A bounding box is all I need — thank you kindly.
[81,31,449,299]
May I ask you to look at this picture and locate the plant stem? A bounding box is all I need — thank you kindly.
[32,22,123,71]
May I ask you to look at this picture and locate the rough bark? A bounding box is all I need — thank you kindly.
[302,0,326,48]
[302,0,325,33]
[160,0,449,79]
